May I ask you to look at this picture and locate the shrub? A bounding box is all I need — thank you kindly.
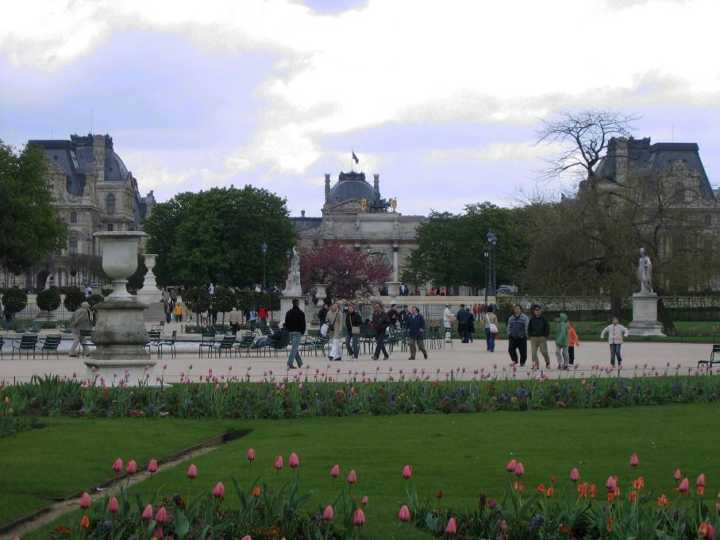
[211,286,236,315]
[63,287,85,312]
[1,288,28,319]
[185,286,211,316]
[88,294,104,307]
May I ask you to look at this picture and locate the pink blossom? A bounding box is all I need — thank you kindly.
[606,476,618,492]
[697,473,707,487]
[630,452,640,468]
[240,536,252,540]
[126,460,138,475]
[361,495,369,506]
[147,459,158,474]
[274,456,284,471]
[352,508,366,526]
[142,504,153,521]
[246,448,256,463]
[678,477,689,493]
[674,468,683,481]
[187,464,198,479]
[330,464,341,478]
[79,492,91,509]
[289,452,300,469]
[112,458,123,473]
[445,517,458,535]
[398,505,411,522]
[402,465,413,479]
[155,506,168,524]
[212,481,225,498]
[347,469,358,484]
[514,462,525,477]
[322,505,334,521]
[570,468,580,482]
[107,497,119,514]
[505,459,517,472]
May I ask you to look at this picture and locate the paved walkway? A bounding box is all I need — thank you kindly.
[0,338,712,384]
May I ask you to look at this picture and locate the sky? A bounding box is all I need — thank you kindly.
[2,0,720,217]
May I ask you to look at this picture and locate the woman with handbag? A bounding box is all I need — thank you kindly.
[484,305,499,353]
[325,303,344,361]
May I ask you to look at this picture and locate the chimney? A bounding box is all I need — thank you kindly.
[373,173,380,194]
[324,173,331,202]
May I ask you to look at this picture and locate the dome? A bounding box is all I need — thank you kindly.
[105,151,129,181]
[327,171,378,205]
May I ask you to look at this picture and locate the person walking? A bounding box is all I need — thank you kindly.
[568,320,579,366]
[527,304,551,369]
[345,303,362,359]
[284,299,306,369]
[228,307,242,334]
[69,301,93,357]
[326,303,344,361]
[371,303,390,360]
[406,306,428,360]
[466,306,475,343]
[387,304,400,329]
[442,304,454,343]
[600,316,629,368]
[456,304,470,343]
[173,301,184,323]
[484,305,499,352]
[317,303,328,326]
[507,305,529,367]
[554,313,570,370]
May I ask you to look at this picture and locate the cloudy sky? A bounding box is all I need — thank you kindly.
[2,0,720,216]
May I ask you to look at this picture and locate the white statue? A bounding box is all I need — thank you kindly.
[637,247,653,294]
[283,247,303,297]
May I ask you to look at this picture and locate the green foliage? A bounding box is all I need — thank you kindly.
[36,287,61,312]
[1,288,27,318]
[211,286,236,313]
[126,254,147,292]
[62,287,84,312]
[88,294,104,307]
[143,186,295,288]
[234,289,280,311]
[0,141,67,273]
[184,286,211,315]
[0,417,42,438]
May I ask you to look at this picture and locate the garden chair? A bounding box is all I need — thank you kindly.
[262,331,290,357]
[198,330,216,357]
[233,334,255,357]
[213,335,236,358]
[145,329,162,356]
[40,335,62,359]
[11,334,38,359]
[0,336,4,359]
[698,344,720,369]
[159,330,177,358]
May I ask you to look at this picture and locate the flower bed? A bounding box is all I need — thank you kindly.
[2,370,720,420]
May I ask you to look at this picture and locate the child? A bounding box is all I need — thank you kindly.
[567,320,579,366]
[554,313,569,369]
[600,317,629,368]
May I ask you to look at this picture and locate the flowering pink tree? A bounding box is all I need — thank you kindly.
[300,242,391,300]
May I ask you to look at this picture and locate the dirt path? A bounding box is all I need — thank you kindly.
[0,430,248,540]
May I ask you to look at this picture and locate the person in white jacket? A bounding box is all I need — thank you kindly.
[442,304,454,343]
[600,317,629,367]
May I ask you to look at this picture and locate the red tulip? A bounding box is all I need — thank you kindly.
[606,476,618,492]
[630,452,640,468]
[674,468,682,481]
[212,481,225,498]
[361,495,369,506]
[505,459,517,472]
[322,505,334,521]
[142,504,153,521]
[570,468,580,482]
[80,514,90,529]
[112,458,123,473]
[352,508,366,526]
[155,506,168,524]
[678,478,689,493]
[79,492,91,509]
[246,448,256,463]
[445,517,458,535]
[126,460,138,475]
[347,469,358,484]
[274,455,284,471]
[402,465,413,479]
[147,459,158,474]
[514,462,525,477]
[187,464,198,479]
[330,464,341,478]
[289,452,300,469]
[697,473,707,487]
[398,505,411,522]
[107,497,119,514]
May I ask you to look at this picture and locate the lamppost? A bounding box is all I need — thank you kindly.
[486,230,498,301]
[483,249,490,306]
[261,242,268,291]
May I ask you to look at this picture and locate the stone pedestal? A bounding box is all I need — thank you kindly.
[280,297,306,325]
[138,253,163,305]
[628,293,665,336]
[385,281,401,297]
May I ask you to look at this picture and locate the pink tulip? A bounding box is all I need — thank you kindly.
[674,468,683,481]
[142,504,153,521]
[514,462,525,477]
[155,506,168,524]
[112,458,123,473]
[187,464,198,479]
[246,448,256,463]
[352,508,366,526]
[505,459,517,472]
[240,536,252,540]
[79,492,91,509]
[445,517,458,535]
[274,455,284,471]
[569,468,580,482]
[697,473,706,487]
[630,452,640,468]
[322,505,334,521]
[107,497,119,514]
[402,465,413,479]
[126,460,138,475]
[212,481,225,498]
[398,505,411,522]
[289,452,300,469]
[606,476,618,492]
[147,459,158,474]
[347,469,358,484]
[330,464,341,478]
[678,477,689,493]
[361,495,369,506]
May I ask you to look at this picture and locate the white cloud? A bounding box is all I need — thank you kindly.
[428,142,566,163]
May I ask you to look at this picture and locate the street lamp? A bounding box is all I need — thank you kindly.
[486,231,498,301]
[261,242,268,291]
[483,250,489,306]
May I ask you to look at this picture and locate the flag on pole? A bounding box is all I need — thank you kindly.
[352,151,359,164]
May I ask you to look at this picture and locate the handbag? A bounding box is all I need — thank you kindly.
[489,323,499,334]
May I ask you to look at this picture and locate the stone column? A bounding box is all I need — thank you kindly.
[392,243,399,282]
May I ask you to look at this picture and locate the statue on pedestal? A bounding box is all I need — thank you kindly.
[637,247,653,294]
[282,247,303,298]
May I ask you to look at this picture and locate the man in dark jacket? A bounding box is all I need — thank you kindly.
[317,304,328,325]
[456,304,470,343]
[406,306,428,360]
[527,304,551,369]
[387,304,400,328]
[507,304,529,367]
[371,303,390,360]
[345,303,362,359]
[284,299,306,369]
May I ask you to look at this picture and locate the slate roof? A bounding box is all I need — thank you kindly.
[327,171,380,206]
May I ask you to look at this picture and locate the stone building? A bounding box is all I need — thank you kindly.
[0,134,154,290]
[292,171,425,291]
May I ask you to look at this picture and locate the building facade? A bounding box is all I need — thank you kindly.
[0,134,154,290]
[292,171,425,288]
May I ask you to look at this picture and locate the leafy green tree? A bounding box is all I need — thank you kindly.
[88,294,104,307]
[1,289,27,320]
[0,142,67,273]
[144,186,295,288]
[36,288,61,314]
[63,287,85,312]
[211,286,236,323]
[184,286,211,321]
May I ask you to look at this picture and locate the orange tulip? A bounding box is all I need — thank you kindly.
[536,483,546,494]
[633,476,645,490]
[628,490,638,503]
[251,485,262,497]
[546,487,555,498]
[657,494,670,507]
[80,515,90,529]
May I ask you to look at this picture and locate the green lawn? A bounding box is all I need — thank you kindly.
[6,403,719,539]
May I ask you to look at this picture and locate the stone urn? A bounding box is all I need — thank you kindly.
[138,252,163,304]
[313,283,328,307]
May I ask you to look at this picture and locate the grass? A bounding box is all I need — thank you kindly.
[7,402,720,539]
